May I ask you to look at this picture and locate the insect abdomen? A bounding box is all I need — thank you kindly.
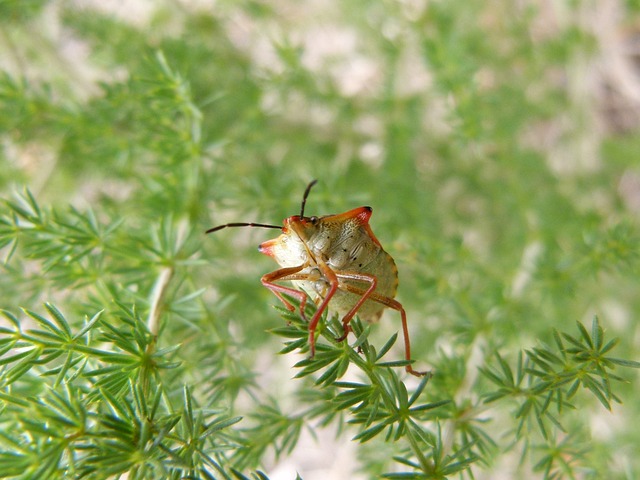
[332,248,398,323]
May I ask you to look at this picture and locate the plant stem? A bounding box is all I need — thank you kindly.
[147,266,173,341]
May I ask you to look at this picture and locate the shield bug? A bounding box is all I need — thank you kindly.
[207,180,425,377]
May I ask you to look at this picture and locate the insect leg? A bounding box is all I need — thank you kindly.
[261,266,310,320]
[333,271,377,341]
[340,284,427,377]
[307,263,340,357]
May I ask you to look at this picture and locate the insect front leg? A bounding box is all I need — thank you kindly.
[261,265,310,320]
[263,263,340,358]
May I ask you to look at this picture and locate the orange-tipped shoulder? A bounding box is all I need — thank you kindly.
[259,238,278,257]
[331,206,381,247]
[331,206,373,225]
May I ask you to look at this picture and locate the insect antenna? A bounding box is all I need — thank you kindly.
[205,222,282,234]
[300,179,318,218]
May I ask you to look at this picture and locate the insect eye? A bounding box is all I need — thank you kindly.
[309,216,318,224]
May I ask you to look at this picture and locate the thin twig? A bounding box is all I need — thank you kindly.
[442,334,487,459]
[147,266,173,339]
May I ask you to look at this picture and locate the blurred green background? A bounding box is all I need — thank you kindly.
[1,0,640,478]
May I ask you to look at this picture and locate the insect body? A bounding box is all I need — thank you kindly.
[207,180,425,377]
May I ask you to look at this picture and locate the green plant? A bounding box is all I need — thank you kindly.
[1,1,640,479]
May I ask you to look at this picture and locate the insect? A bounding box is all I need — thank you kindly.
[206,180,425,377]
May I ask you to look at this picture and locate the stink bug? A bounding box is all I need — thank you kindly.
[207,180,426,377]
